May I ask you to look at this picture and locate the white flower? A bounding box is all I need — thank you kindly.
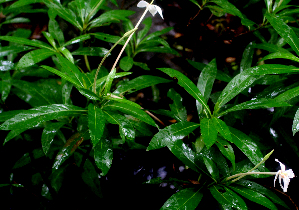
[274,159,295,192]
[137,1,164,19]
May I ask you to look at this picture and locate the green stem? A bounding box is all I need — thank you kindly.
[225,172,277,183]
[84,55,91,72]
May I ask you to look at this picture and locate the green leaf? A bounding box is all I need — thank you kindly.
[114,75,171,95]
[1,71,11,102]
[16,49,56,69]
[212,117,232,142]
[265,13,299,56]
[144,27,173,41]
[214,73,261,113]
[0,104,86,144]
[103,102,156,126]
[259,51,299,63]
[0,17,30,25]
[88,104,105,147]
[78,88,101,100]
[229,127,265,169]
[137,17,152,44]
[42,31,57,49]
[148,121,200,150]
[72,47,109,57]
[41,122,65,156]
[292,108,299,136]
[103,111,135,141]
[215,138,235,170]
[229,186,278,210]
[160,188,203,210]
[94,138,113,175]
[275,85,299,102]
[53,132,84,169]
[0,45,33,57]
[240,42,254,72]
[62,34,91,47]
[158,68,211,117]
[104,93,141,109]
[168,88,187,121]
[92,32,125,45]
[203,156,219,180]
[58,47,74,64]
[200,118,218,148]
[133,61,150,70]
[197,59,217,117]
[120,56,134,71]
[235,180,288,208]
[223,187,248,210]
[0,36,52,50]
[49,17,65,46]
[103,68,116,95]
[253,43,290,53]
[210,185,244,209]
[13,148,45,169]
[81,159,102,197]
[0,60,14,71]
[136,46,179,56]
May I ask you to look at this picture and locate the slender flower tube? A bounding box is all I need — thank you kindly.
[274,159,295,192]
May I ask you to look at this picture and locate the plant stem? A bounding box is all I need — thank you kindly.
[84,55,91,71]
[225,172,277,183]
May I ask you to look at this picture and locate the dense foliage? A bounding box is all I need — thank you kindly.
[0,0,298,209]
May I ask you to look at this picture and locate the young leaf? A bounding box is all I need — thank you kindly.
[200,118,218,148]
[41,122,65,156]
[103,102,156,126]
[240,42,254,72]
[16,49,57,69]
[229,186,278,210]
[119,56,134,71]
[197,59,217,117]
[212,117,232,142]
[88,104,105,147]
[49,17,65,46]
[94,138,113,176]
[147,121,200,150]
[158,68,211,117]
[103,68,116,95]
[161,188,203,210]
[265,13,299,56]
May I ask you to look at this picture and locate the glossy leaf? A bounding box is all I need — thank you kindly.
[210,185,244,209]
[94,138,113,176]
[223,187,248,210]
[236,180,288,208]
[42,31,56,49]
[49,17,65,46]
[1,71,11,102]
[168,88,187,121]
[103,111,135,141]
[0,60,14,72]
[197,59,217,117]
[104,94,141,109]
[78,88,101,100]
[214,73,261,113]
[81,159,102,197]
[158,68,211,117]
[229,127,265,169]
[203,156,219,180]
[229,186,277,210]
[144,27,173,41]
[0,104,86,144]
[240,42,254,72]
[266,13,299,56]
[137,17,152,44]
[13,148,45,169]
[259,51,299,63]
[120,56,134,71]
[148,121,199,150]
[93,32,125,45]
[58,47,74,64]
[219,98,291,116]
[41,122,65,156]
[0,110,23,123]
[16,49,56,69]
[133,61,150,70]
[62,34,91,47]
[160,188,203,210]
[103,102,156,126]
[275,85,299,102]
[88,104,105,147]
[0,46,33,57]
[253,43,290,53]
[53,132,84,169]
[114,75,171,95]
[72,47,109,57]
[200,118,218,148]
[215,138,235,170]
[103,68,116,95]
[292,108,299,136]
[212,117,232,142]
[136,46,179,56]
[0,36,52,50]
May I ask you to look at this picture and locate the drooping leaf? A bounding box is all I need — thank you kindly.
[88,104,105,147]
[215,138,235,170]
[160,188,203,210]
[94,138,113,176]
[148,121,200,150]
[210,185,244,209]
[0,46,33,57]
[41,122,65,156]
[13,148,45,169]
[81,159,102,197]
[167,88,187,121]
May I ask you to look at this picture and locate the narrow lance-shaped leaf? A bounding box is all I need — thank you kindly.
[88,104,105,147]
[212,117,232,142]
[292,108,299,136]
[94,138,113,176]
[210,186,242,209]
[0,36,53,50]
[160,188,203,210]
[240,42,254,72]
[41,122,65,156]
[215,138,235,170]
[265,13,299,56]
[158,68,211,117]
[200,118,218,148]
[258,52,299,63]
[148,121,200,150]
[16,49,57,69]
[167,88,187,121]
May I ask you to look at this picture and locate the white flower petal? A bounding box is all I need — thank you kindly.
[274,159,295,193]
[275,159,285,171]
[154,5,164,19]
[137,1,149,8]
[148,5,158,16]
